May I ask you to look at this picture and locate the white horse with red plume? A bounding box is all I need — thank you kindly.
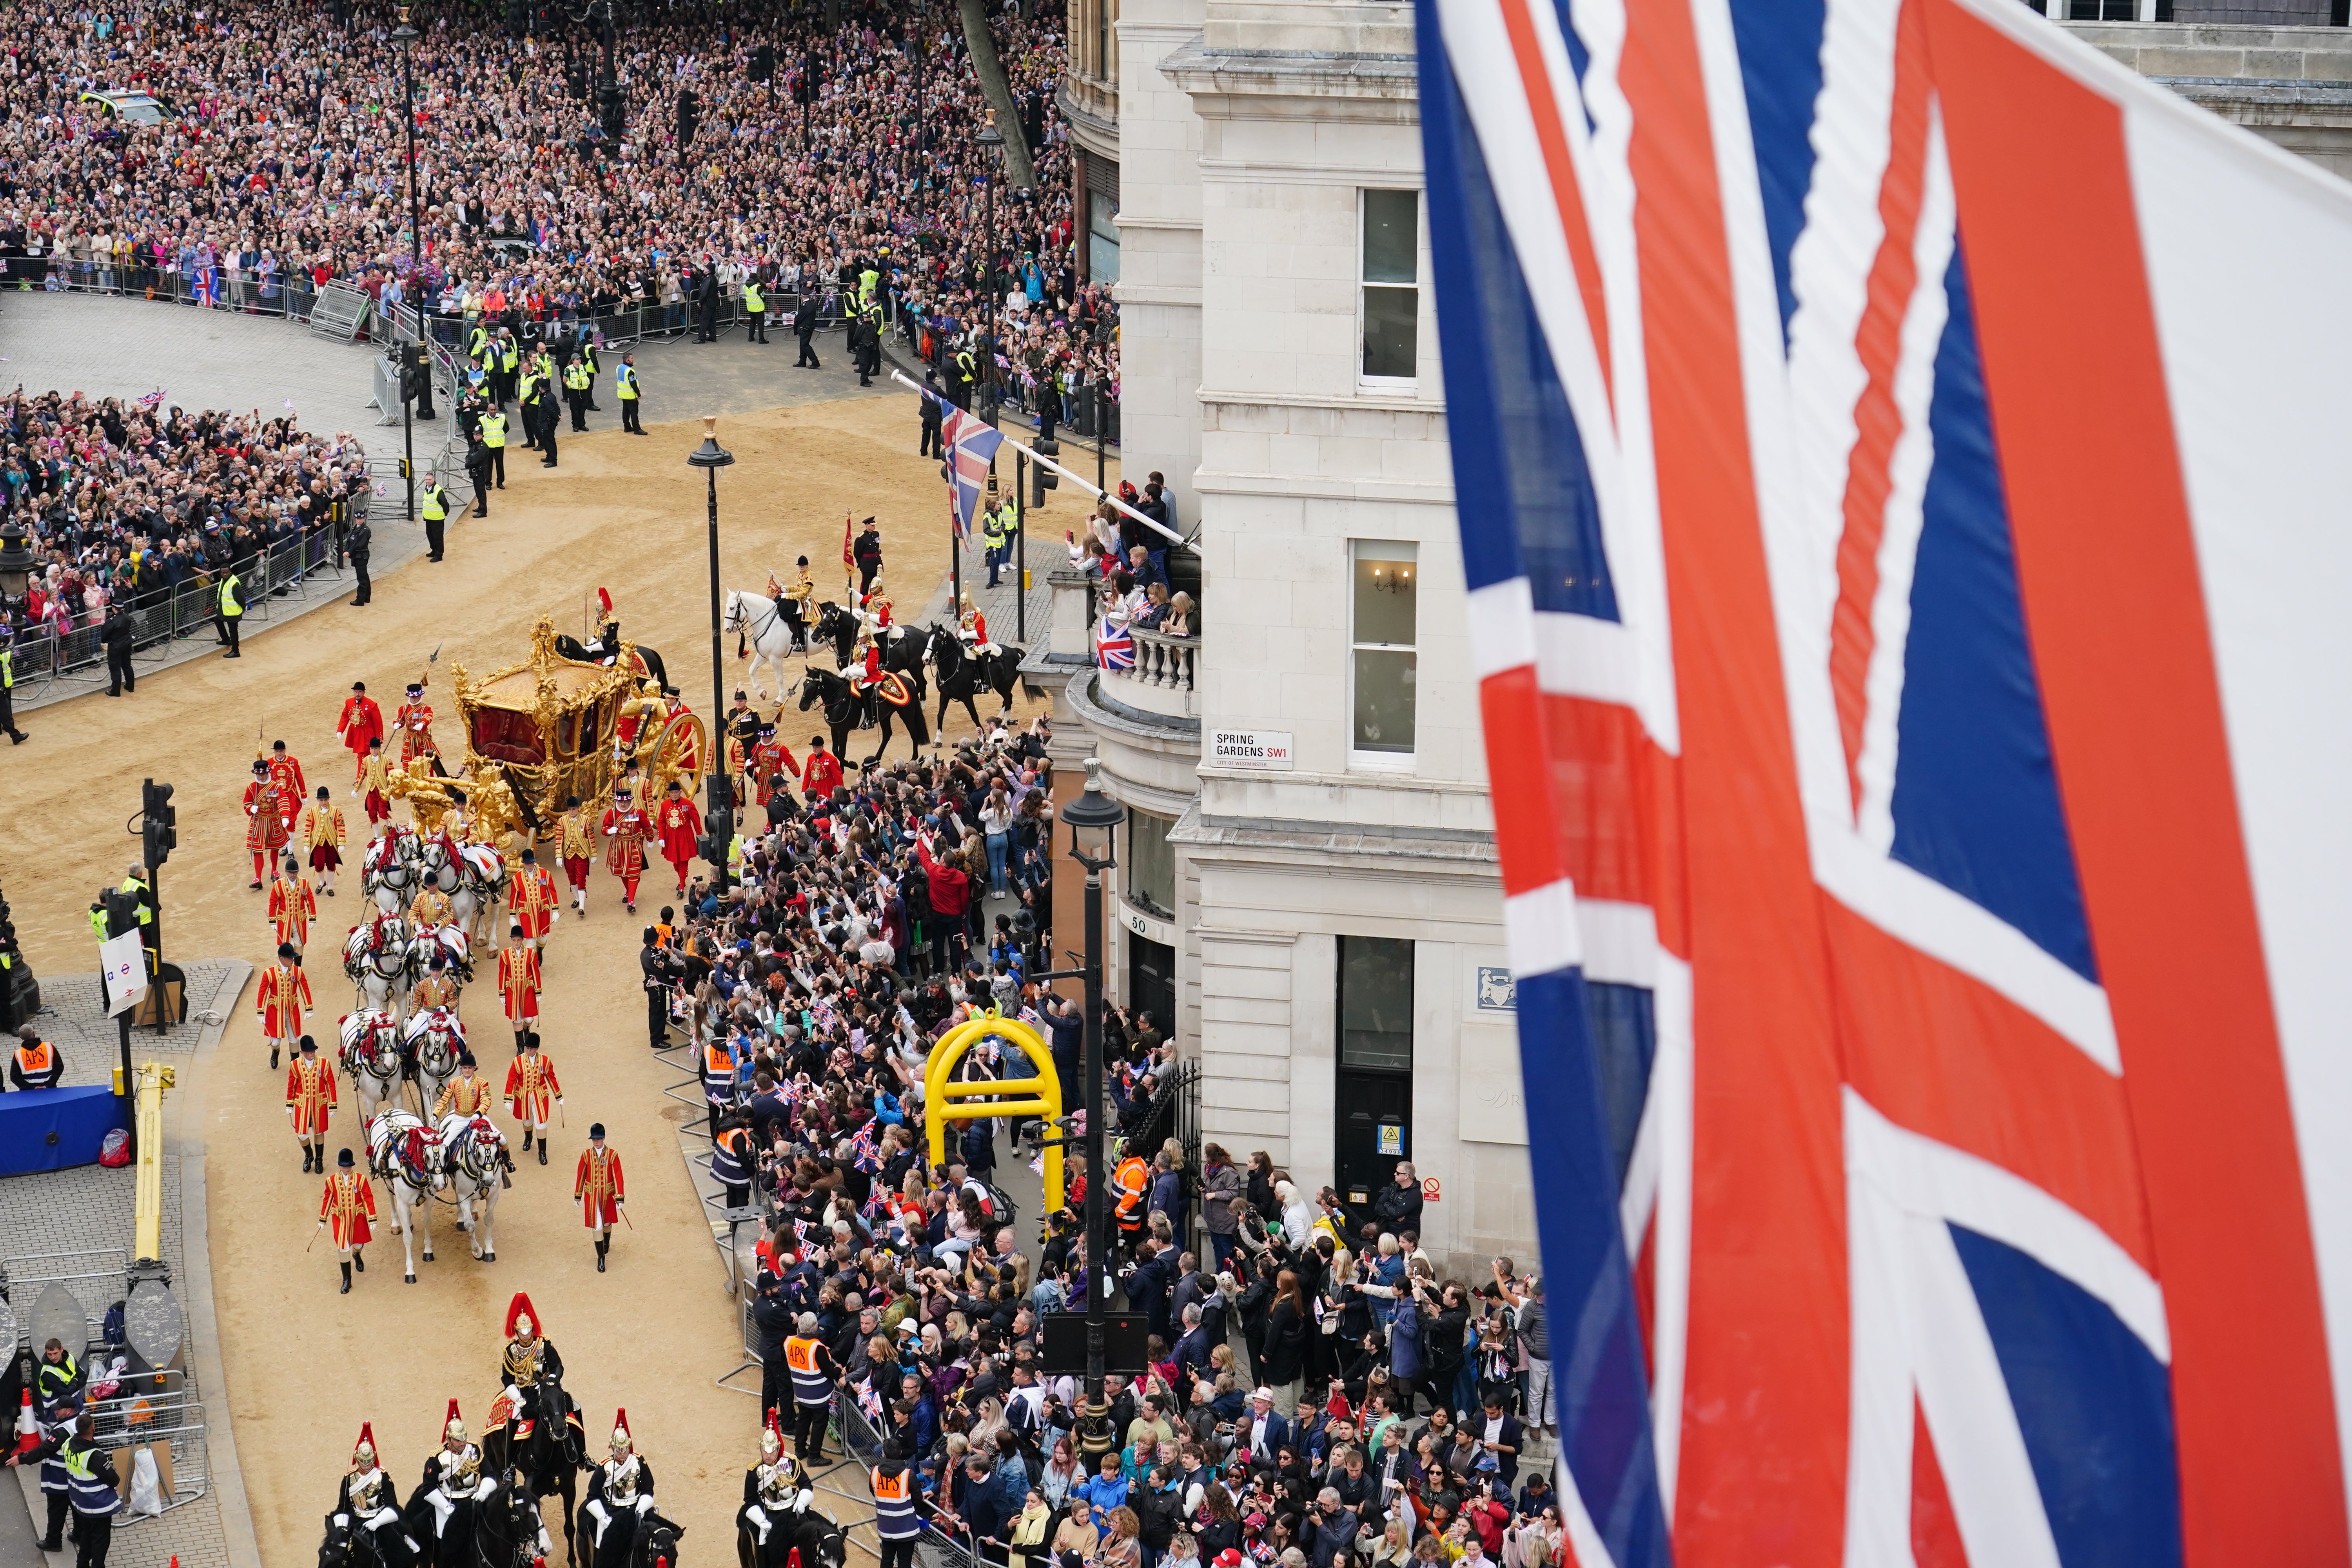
[338,1009,405,1125]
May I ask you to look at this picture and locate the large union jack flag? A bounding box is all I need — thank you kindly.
[1419,0,2352,1564]
[940,400,1005,540]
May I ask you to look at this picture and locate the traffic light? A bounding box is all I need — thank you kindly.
[100,887,140,941]
[598,79,625,142]
[677,88,699,146]
[1033,435,1060,507]
[749,44,775,83]
[566,62,588,101]
[505,0,527,34]
[140,779,176,869]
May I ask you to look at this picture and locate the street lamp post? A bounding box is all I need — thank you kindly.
[688,416,737,893]
[0,521,33,603]
[1058,758,1127,1403]
[391,7,421,522]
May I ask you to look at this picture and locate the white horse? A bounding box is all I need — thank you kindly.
[363,826,422,915]
[451,842,510,944]
[726,589,802,702]
[405,1007,466,1115]
[338,1009,406,1125]
[414,923,473,982]
[417,837,506,944]
[433,1111,507,1262]
[365,1108,444,1283]
[343,915,415,1017]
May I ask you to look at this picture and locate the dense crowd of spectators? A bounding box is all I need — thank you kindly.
[643,720,1555,1568]
[0,387,368,639]
[0,0,1117,422]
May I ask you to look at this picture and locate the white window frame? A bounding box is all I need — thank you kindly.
[1348,539,1420,772]
[1357,188,1423,392]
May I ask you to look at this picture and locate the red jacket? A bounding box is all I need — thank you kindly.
[802,749,845,799]
[916,837,971,919]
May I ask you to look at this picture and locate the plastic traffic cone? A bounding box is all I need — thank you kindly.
[13,1389,34,1453]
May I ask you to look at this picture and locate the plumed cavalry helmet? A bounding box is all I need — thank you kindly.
[761,1411,783,1461]
[352,1421,378,1469]
[445,1399,468,1443]
[505,1291,540,1339]
[609,1408,634,1458]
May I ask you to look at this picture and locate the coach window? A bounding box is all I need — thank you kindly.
[1360,189,1420,385]
[1351,540,1418,768]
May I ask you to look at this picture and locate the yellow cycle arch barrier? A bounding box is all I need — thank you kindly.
[926,1014,1064,1213]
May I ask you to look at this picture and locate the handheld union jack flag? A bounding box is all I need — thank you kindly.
[1094,616,1134,671]
[1421,0,2352,1563]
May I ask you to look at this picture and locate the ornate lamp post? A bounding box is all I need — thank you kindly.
[1057,758,1127,1401]
[688,416,737,891]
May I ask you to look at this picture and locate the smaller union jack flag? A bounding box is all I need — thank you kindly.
[1095,616,1134,670]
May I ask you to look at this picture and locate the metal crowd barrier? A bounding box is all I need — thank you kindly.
[79,1367,211,1522]
[2,523,360,703]
[3,1248,129,1352]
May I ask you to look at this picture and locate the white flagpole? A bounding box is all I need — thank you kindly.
[891,369,1185,548]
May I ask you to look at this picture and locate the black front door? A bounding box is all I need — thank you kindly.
[1335,935,1415,1210]
[1336,1071,1412,1210]
[1128,934,1176,1043]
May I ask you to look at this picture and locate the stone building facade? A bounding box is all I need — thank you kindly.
[1036,0,2352,1276]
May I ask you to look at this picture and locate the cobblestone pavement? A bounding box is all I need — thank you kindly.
[28,960,238,1062]
[1,959,250,1568]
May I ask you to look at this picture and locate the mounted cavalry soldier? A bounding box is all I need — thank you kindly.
[497,1292,564,1440]
[404,1401,488,1568]
[737,1415,815,1568]
[329,1423,417,1568]
[957,593,1002,658]
[581,1410,663,1568]
[771,555,815,653]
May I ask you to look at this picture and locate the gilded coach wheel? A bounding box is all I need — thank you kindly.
[925,1015,1065,1213]
[642,710,709,806]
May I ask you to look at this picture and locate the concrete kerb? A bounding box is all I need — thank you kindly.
[174,959,263,1568]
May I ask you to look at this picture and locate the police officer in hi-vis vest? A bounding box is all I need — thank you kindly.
[420,471,454,563]
[0,624,25,744]
[743,276,768,344]
[216,563,246,658]
[478,407,509,488]
[617,354,644,435]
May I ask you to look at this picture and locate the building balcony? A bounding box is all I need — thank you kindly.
[1102,626,1199,721]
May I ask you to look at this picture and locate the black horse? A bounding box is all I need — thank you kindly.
[554,621,672,692]
[926,623,1027,730]
[580,1492,687,1568]
[632,1516,685,1568]
[737,1507,844,1568]
[797,665,931,766]
[481,1371,585,1568]
[810,603,927,697]
[470,1475,548,1568]
[319,1515,383,1568]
